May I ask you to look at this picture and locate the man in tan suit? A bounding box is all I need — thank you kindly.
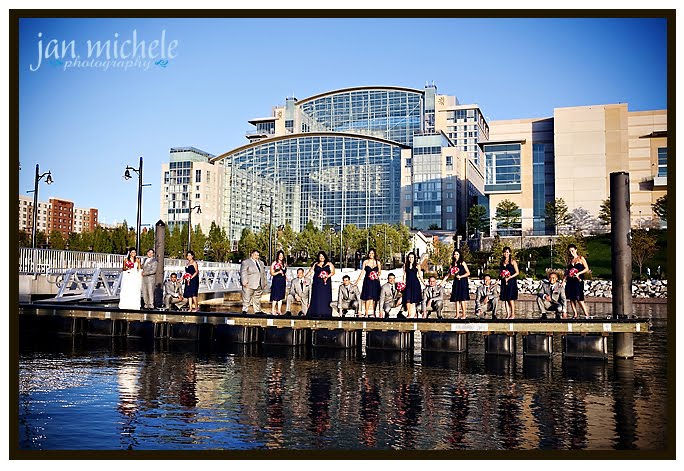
[240,249,268,314]
[286,268,311,316]
[331,275,361,317]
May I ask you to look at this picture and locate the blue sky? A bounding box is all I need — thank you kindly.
[17,16,668,228]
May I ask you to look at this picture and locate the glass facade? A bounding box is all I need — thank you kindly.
[297,88,423,147]
[220,134,403,242]
[532,143,546,233]
[484,144,521,192]
[657,147,667,177]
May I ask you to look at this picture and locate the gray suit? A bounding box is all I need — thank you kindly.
[141,257,158,309]
[474,282,499,318]
[332,283,361,316]
[421,284,445,318]
[379,282,402,317]
[240,257,268,313]
[163,279,187,310]
[286,277,311,315]
[537,280,566,318]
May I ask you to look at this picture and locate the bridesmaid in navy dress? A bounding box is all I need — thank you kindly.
[305,251,335,318]
[564,244,590,319]
[402,252,423,319]
[269,250,287,315]
[443,248,470,319]
[354,248,381,317]
[183,250,200,312]
[499,246,519,319]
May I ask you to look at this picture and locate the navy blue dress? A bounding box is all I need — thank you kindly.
[499,262,518,301]
[360,264,381,301]
[450,262,470,301]
[309,264,332,318]
[183,263,199,298]
[403,266,422,304]
[270,263,286,301]
[565,262,585,301]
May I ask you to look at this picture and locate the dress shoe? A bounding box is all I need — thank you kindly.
[256,311,266,316]
[241,311,248,315]
[397,312,407,320]
[541,313,548,320]
[285,311,292,317]
[492,314,497,320]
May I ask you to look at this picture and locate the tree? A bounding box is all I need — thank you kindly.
[429,239,453,276]
[495,199,521,234]
[191,225,207,259]
[140,227,156,254]
[598,198,611,226]
[18,230,31,247]
[207,222,231,262]
[652,194,667,222]
[631,229,658,278]
[570,208,598,235]
[237,227,258,261]
[165,224,184,259]
[489,234,503,266]
[467,204,489,236]
[545,198,571,235]
[92,226,113,253]
[48,230,66,250]
[341,224,365,267]
[428,223,440,230]
[293,220,325,264]
[276,223,296,261]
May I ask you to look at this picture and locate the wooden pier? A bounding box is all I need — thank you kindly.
[19,302,651,359]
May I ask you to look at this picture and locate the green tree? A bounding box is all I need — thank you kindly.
[92,226,113,253]
[276,223,297,260]
[467,204,489,236]
[570,207,597,235]
[33,230,48,249]
[48,230,66,250]
[237,227,258,262]
[140,227,156,254]
[110,222,131,254]
[598,198,611,226]
[18,230,31,247]
[191,224,207,259]
[545,198,571,235]
[652,194,667,222]
[429,239,453,275]
[341,224,365,267]
[165,224,184,259]
[208,222,231,262]
[293,221,325,264]
[495,199,521,234]
[631,229,658,278]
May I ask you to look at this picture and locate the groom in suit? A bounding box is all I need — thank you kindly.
[141,249,158,309]
[286,268,311,317]
[240,249,268,314]
[331,275,361,317]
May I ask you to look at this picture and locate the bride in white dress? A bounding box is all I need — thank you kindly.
[118,249,143,309]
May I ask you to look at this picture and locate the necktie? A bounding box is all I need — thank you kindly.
[430,288,434,299]
[392,286,395,297]
[301,280,304,292]
[255,260,260,272]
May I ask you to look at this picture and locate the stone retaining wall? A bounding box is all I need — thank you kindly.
[467,277,667,299]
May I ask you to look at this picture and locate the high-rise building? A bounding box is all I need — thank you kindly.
[161,83,667,248]
[159,147,223,235]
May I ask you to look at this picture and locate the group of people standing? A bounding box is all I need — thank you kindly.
[117,248,201,312]
[240,243,591,320]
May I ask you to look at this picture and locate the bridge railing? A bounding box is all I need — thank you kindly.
[18,247,237,275]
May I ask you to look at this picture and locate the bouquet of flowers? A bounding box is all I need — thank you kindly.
[569,268,579,278]
[500,269,511,279]
[396,281,406,292]
[125,260,135,270]
[273,262,283,271]
[318,271,329,284]
[368,270,379,281]
[183,273,192,283]
[450,266,459,276]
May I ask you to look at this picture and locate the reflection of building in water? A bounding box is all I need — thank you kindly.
[447,383,469,448]
[117,363,141,450]
[308,374,332,437]
[497,382,523,449]
[265,362,285,447]
[359,376,381,448]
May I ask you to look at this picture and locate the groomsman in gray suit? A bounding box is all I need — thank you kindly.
[474,273,500,319]
[331,275,361,317]
[240,249,268,314]
[422,276,445,319]
[286,268,311,316]
[141,249,158,309]
[379,273,402,318]
[536,271,566,319]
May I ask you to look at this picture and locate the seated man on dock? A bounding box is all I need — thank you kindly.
[474,274,499,319]
[422,276,445,319]
[380,273,402,318]
[286,268,311,317]
[537,271,566,319]
[163,273,188,311]
[332,275,361,317]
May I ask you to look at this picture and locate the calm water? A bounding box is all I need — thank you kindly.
[17,305,669,453]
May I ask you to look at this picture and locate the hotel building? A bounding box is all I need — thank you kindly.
[18,195,99,240]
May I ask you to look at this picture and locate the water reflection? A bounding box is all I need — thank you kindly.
[17,323,669,452]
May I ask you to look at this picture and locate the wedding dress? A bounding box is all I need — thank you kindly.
[118,266,142,309]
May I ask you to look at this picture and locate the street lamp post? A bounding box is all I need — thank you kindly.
[29,163,53,249]
[329,227,335,256]
[187,204,202,254]
[549,237,553,269]
[377,227,387,269]
[124,157,144,254]
[259,196,274,263]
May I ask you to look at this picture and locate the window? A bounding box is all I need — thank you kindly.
[484,143,521,192]
[658,147,667,177]
[405,158,412,167]
[446,156,453,166]
[195,193,200,199]
[195,169,201,183]
[446,206,453,213]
